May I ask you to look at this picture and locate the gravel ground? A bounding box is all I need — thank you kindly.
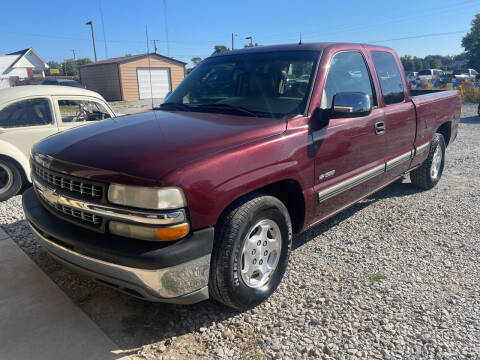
[109,98,164,115]
[1,104,479,359]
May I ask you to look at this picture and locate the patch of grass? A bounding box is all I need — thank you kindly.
[371,273,388,282]
[239,330,266,360]
[75,293,93,305]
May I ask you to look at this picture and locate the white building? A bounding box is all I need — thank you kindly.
[0,48,49,89]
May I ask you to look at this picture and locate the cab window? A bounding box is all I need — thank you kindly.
[321,51,376,109]
[58,100,111,123]
[371,51,405,105]
[0,98,52,128]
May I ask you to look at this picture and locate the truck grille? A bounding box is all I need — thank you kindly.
[32,163,104,199]
[53,203,102,225]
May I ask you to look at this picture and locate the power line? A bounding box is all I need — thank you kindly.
[259,0,480,42]
[99,0,109,59]
[370,30,468,44]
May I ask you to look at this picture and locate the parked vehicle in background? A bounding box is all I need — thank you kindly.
[453,69,479,80]
[406,71,418,83]
[41,79,84,88]
[23,43,461,310]
[0,85,115,200]
[417,69,444,81]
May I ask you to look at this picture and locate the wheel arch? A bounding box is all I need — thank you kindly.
[216,179,306,234]
[0,153,29,184]
[436,121,452,147]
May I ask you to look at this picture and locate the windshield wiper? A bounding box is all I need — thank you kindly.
[194,103,259,118]
[156,102,192,111]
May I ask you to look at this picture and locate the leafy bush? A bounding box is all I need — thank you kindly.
[458,83,480,103]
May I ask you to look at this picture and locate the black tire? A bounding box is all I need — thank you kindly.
[209,193,292,310]
[0,158,23,201]
[410,133,446,190]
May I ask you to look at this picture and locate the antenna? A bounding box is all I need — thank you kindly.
[299,32,303,45]
[145,25,154,109]
[99,0,108,58]
[163,0,170,56]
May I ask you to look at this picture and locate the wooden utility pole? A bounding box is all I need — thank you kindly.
[85,21,98,62]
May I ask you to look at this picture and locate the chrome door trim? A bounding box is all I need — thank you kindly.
[415,141,430,156]
[318,163,385,203]
[385,150,413,171]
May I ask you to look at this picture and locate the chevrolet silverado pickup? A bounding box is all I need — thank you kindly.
[23,43,461,310]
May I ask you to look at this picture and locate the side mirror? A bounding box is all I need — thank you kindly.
[331,92,372,118]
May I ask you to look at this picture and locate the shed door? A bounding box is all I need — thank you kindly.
[137,68,171,99]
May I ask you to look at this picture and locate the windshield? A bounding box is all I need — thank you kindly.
[163,50,320,118]
[453,70,469,75]
[418,70,431,76]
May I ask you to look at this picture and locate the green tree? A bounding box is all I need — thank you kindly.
[212,45,229,54]
[62,58,78,76]
[75,58,93,67]
[400,55,414,72]
[46,61,62,75]
[191,57,203,66]
[462,13,480,70]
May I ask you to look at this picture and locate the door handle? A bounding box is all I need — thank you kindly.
[375,121,386,135]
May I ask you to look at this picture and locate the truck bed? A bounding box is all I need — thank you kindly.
[410,89,462,145]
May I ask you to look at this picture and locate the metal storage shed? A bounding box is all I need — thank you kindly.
[79,53,186,102]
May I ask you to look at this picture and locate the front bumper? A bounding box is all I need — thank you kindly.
[22,187,214,304]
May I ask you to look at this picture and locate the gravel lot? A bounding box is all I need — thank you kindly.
[1,104,479,359]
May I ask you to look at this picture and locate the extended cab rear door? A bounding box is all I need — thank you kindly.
[368,50,416,179]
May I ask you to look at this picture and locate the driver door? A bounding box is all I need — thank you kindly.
[53,96,113,131]
[312,50,387,220]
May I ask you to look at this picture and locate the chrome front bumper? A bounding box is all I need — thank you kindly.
[29,224,211,304]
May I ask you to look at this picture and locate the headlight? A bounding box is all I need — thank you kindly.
[108,184,186,210]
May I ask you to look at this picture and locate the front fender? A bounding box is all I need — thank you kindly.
[164,128,312,230]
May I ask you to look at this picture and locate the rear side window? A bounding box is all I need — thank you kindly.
[321,51,376,109]
[0,98,52,128]
[371,52,405,105]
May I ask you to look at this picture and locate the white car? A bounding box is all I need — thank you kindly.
[453,69,479,80]
[416,69,444,81]
[0,85,116,200]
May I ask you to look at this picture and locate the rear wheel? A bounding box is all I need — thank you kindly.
[0,158,23,201]
[209,194,292,310]
[410,133,445,190]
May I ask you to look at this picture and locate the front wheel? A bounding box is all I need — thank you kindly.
[209,194,292,310]
[410,133,446,190]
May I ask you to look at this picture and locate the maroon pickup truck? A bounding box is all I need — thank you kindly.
[23,43,461,310]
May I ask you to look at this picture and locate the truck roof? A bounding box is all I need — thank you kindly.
[210,42,394,57]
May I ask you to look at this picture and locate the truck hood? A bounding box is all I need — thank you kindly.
[34,110,286,182]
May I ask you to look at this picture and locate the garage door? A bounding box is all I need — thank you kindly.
[137,68,171,99]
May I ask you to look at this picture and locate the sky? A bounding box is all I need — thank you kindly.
[0,0,479,66]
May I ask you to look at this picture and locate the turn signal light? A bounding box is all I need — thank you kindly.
[155,224,189,241]
[109,221,189,242]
